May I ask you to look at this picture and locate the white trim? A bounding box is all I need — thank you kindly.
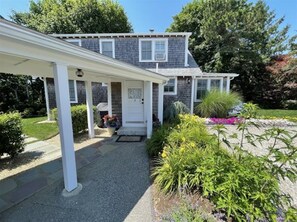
[226,76,230,93]
[99,38,115,58]
[158,83,164,124]
[107,82,112,116]
[69,80,78,103]
[184,38,189,67]
[163,77,177,95]
[43,78,51,121]
[139,38,168,62]
[190,77,195,114]
[65,39,81,46]
[85,81,95,138]
[52,32,192,38]
[145,81,153,138]
[194,78,225,102]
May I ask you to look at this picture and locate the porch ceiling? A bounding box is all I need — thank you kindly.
[0,19,168,84]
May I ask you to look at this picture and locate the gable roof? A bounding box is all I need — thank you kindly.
[51,32,192,39]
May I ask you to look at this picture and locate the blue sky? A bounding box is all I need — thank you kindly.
[0,0,296,37]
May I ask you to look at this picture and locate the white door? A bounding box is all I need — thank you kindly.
[124,80,145,126]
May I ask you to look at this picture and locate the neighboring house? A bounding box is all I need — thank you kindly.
[45,32,238,124]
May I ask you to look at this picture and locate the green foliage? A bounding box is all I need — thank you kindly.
[0,73,45,114]
[153,114,297,221]
[52,105,98,135]
[11,0,133,34]
[164,101,190,122]
[0,113,24,158]
[167,0,296,104]
[239,102,259,119]
[146,124,171,158]
[195,90,241,118]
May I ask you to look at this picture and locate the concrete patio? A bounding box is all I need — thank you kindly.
[0,138,153,221]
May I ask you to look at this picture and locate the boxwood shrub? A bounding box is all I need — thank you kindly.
[0,112,24,158]
[52,105,98,135]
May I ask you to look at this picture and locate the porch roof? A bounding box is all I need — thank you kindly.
[0,19,168,84]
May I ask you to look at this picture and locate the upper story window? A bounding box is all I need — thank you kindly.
[65,39,81,46]
[68,80,78,103]
[139,38,168,62]
[100,39,115,58]
[164,77,177,95]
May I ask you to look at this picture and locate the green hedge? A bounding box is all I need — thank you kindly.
[0,112,24,158]
[52,105,98,135]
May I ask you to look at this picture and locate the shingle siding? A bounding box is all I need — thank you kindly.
[111,82,122,123]
[152,83,159,118]
[164,77,192,111]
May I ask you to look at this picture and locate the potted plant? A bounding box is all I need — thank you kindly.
[103,115,120,135]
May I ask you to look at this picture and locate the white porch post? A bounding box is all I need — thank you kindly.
[107,82,112,116]
[85,81,95,138]
[145,81,153,138]
[158,83,164,124]
[226,76,230,93]
[53,63,78,192]
[190,77,195,114]
[43,78,51,121]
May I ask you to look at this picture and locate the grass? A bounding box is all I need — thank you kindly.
[258,109,297,122]
[22,116,59,140]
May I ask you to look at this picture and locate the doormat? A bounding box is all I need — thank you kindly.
[116,136,143,142]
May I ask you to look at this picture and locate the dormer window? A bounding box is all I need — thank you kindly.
[139,39,168,62]
[100,39,115,58]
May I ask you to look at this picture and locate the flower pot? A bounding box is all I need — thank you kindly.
[107,127,116,136]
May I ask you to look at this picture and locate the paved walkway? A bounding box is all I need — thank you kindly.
[0,139,153,221]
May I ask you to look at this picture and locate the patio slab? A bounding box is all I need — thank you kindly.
[0,139,153,221]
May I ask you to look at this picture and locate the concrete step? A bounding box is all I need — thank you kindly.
[117,127,146,136]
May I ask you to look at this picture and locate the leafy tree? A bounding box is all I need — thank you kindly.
[167,0,296,103]
[10,0,133,34]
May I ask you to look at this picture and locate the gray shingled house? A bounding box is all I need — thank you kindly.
[45,32,238,130]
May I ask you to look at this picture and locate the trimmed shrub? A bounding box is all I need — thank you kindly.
[196,90,241,118]
[52,105,98,135]
[0,112,24,158]
[164,101,190,122]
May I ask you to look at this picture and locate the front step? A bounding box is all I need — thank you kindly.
[117,127,146,136]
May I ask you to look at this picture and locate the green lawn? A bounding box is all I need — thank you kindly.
[258,109,297,122]
[22,116,59,140]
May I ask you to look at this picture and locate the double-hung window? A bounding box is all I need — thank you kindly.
[195,78,224,101]
[100,39,115,58]
[164,77,177,95]
[68,80,78,103]
[139,39,168,62]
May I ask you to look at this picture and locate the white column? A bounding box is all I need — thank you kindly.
[53,63,78,192]
[145,81,153,138]
[190,77,195,114]
[220,78,224,92]
[226,76,230,93]
[43,78,51,121]
[85,81,94,138]
[158,83,164,124]
[107,82,112,116]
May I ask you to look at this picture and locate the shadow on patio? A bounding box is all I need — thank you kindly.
[0,136,153,222]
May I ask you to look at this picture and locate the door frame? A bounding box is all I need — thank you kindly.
[122,80,146,127]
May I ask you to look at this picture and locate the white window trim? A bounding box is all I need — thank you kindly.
[69,80,78,103]
[139,38,168,62]
[163,77,177,95]
[194,78,224,102]
[65,39,82,46]
[99,39,115,58]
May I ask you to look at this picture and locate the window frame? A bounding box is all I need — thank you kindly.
[99,39,115,58]
[68,80,78,103]
[65,39,82,46]
[195,78,224,102]
[163,77,177,95]
[139,38,168,62]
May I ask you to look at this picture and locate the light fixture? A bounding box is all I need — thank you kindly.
[76,68,84,77]
[186,78,191,84]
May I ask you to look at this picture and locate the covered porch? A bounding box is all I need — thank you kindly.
[0,19,167,193]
